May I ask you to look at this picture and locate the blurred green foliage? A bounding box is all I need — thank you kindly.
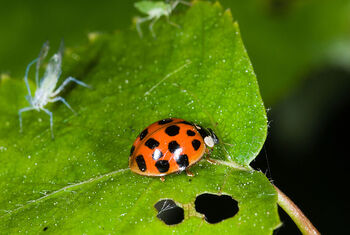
[0,0,137,76]
[220,0,350,104]
[1,0,349,105]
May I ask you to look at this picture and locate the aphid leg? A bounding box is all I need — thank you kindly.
[42,108,54,139]
[135,16,152,38]
[18,107,35,133]
[178,0,191,6]
[52,76,91,97]
[166,15,180,28]
[149,17,160,38]
[49,97,77,115]
[185,169,194,177]
[24,59,38,101]
[171,0,191,10]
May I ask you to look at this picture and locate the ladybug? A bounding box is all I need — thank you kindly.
[129,118,219,179]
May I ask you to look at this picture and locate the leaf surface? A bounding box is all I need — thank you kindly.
[0,1,279,234]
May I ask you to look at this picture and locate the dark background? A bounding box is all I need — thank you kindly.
[1,0,349,234]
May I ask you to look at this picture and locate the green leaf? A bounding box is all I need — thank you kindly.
[0,1,279,234]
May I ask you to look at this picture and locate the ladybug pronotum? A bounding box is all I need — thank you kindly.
[129,118,219,178]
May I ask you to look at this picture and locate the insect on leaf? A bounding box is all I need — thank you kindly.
[134,1,169,14]
[0,1,279,234]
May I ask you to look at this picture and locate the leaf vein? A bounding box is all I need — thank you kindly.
[0,168,129,219]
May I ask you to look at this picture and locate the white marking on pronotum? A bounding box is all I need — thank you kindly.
[18,41,91,139]
[144,59,192,96]
[0,168,130,219]
[134,0,191,38]
[204,136,215,148]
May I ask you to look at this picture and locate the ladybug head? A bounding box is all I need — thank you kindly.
[206,128,219,147]
[194,124,219,148]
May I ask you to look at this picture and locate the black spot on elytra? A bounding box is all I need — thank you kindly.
[139,128,148,140]
[130,145,135,156]
[158,118,173,125]
[165,125,180,136]
[195,193,239,224]
[43,227,48,231]
[152,149,163,160]
[187,130,196,136]
[154,199,184,225]
[176,154,189,168]
[168,141,180,153]
[155,160,170,173]
[192,139,201,151]
[180,121,192,126]
[145,138,159,149]
[136,155,147,172]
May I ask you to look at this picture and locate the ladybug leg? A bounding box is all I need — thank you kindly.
[206,157,217,165]
[185,168,194,177]
[160,176,165,182]
[205,148,218,165]
[205,148,212,157]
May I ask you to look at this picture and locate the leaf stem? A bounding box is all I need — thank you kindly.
[209,160,320,234]
[274,185,320,235]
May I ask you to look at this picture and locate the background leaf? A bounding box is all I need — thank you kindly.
[0,1,279,234]
[1,0,349,106]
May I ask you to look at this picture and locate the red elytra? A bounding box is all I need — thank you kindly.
[129,118,219,177]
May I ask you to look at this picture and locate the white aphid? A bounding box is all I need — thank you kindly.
[18,41,91,139]
[134,0,190,38]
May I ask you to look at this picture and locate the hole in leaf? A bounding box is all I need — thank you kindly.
[195,193,239,223]
[43,226,48,231]
[154,199,184,225]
